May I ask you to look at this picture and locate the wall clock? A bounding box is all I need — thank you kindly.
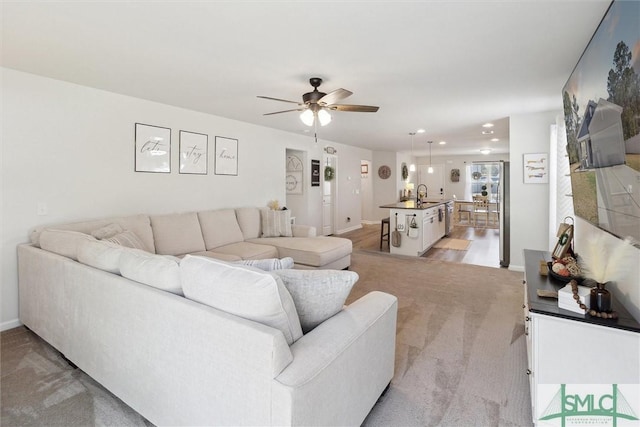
[378,165,391,179]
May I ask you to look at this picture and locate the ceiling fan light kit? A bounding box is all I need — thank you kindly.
[258,77,379,128]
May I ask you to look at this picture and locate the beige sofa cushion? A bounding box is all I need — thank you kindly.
[180,255,303,345]
[197,209,244,250]
[189,251,242,262]
[248,236,352,267]
[211,242,278,260]
[119,249,183,295]
[151,212,205,256]
[39,229,97,261]
[236,207,261,240]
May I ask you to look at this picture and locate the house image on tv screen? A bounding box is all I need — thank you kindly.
[576,98,627,170]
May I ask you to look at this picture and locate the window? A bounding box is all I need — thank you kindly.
[467,163,500,200]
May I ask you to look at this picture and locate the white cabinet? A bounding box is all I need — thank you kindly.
[523,250,640,425]
[388,204,446,257]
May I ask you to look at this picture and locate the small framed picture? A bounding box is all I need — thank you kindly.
[361,163,368,174]
[311,159,320,187]
[523,153,548,183]
[215,136,238,176]
[135,123,171,173]
[179,130,208,175]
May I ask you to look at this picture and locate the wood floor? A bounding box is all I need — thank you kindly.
[339,223,503,268]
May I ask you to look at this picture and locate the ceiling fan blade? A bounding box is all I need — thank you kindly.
[263,108,305,116]
[257,95,302,105]
[318,88,352,106]
[329,104,379,113]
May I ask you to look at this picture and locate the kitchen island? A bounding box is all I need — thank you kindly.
[380,200,452,256]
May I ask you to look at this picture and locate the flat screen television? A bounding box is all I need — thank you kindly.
[562,0,640,244]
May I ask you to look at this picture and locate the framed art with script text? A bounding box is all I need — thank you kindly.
[214,136,238,176]
[135,123,171,173]
[179,130,208,175]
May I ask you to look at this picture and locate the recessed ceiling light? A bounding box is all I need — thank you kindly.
[482,123,494,128]
[482,130,494,135]
[438,141,446,145]
[480,149,491,155]
[491,138,499,142]
[416,129,426,133]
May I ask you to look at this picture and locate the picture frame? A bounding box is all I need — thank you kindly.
[135,123,171,173]
[523,153,548,183]
[214,136,238,176]
[179,130,208,175]
[361,163,368,174]
[311,159,320,187]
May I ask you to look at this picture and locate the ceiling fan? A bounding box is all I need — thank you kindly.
[258,77,379,127]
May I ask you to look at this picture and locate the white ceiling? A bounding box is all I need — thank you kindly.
[2,0,612,157]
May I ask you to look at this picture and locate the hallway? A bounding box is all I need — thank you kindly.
[340,223,502,268]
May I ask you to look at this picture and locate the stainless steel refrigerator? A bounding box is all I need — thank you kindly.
[473,160,511,267]
[498,161,510,267]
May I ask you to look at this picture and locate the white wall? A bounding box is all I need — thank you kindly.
[371,151,399,221]
[333,144,370,233]
[509,110,559,269]
[0,68,368,329]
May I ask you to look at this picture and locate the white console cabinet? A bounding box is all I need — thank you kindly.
[523,250,640,425]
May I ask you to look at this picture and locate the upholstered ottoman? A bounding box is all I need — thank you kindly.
[248,236,352,270]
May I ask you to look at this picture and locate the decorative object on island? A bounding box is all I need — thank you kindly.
[179,130,208,175]
[311,159,320,186]
[450,168,460,182]
[324,165,335,181]
[214,136,238,176]
[523,153,548,183]
[378,165,391,180]
[135,123,171,173]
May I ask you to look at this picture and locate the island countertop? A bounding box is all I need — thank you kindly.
[379,200,452,210]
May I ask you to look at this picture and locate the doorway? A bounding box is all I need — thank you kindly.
[322,155,337,235]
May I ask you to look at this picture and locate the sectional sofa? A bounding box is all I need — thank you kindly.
[18,207,398,426]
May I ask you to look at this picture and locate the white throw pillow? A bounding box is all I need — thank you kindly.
[233,257,294,271]
[260,209,292,238]
[77,239,124,274]
[119,249,183,295]
[270,269,359,333]
[180,255,302,345]
[105,230,147,250]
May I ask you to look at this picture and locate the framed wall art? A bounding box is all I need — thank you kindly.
[214,136,238,176]
[286,154,304,194]
[179,130,208,175]
[135,123,171,173]
[311,159,320,187]
[523,153,548,183]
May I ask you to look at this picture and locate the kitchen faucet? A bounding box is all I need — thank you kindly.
[416,184,427,205]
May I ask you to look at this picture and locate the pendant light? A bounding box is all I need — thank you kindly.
[427,140,434,174]
[409,132,416,172]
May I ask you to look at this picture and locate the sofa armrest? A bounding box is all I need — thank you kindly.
[291,224,316,237]
[271,291,397,426]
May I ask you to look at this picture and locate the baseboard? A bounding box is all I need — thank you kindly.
[509,264,524,272]
[1,318,22,332]
[335,223,363,235]
[361,220,380,225]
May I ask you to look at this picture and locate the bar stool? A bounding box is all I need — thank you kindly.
[380,217,390,250]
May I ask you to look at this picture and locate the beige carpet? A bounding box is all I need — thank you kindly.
[1,251,531,426]
[432,238,472,250]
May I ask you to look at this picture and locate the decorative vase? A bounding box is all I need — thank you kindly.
[590,282,611,313]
